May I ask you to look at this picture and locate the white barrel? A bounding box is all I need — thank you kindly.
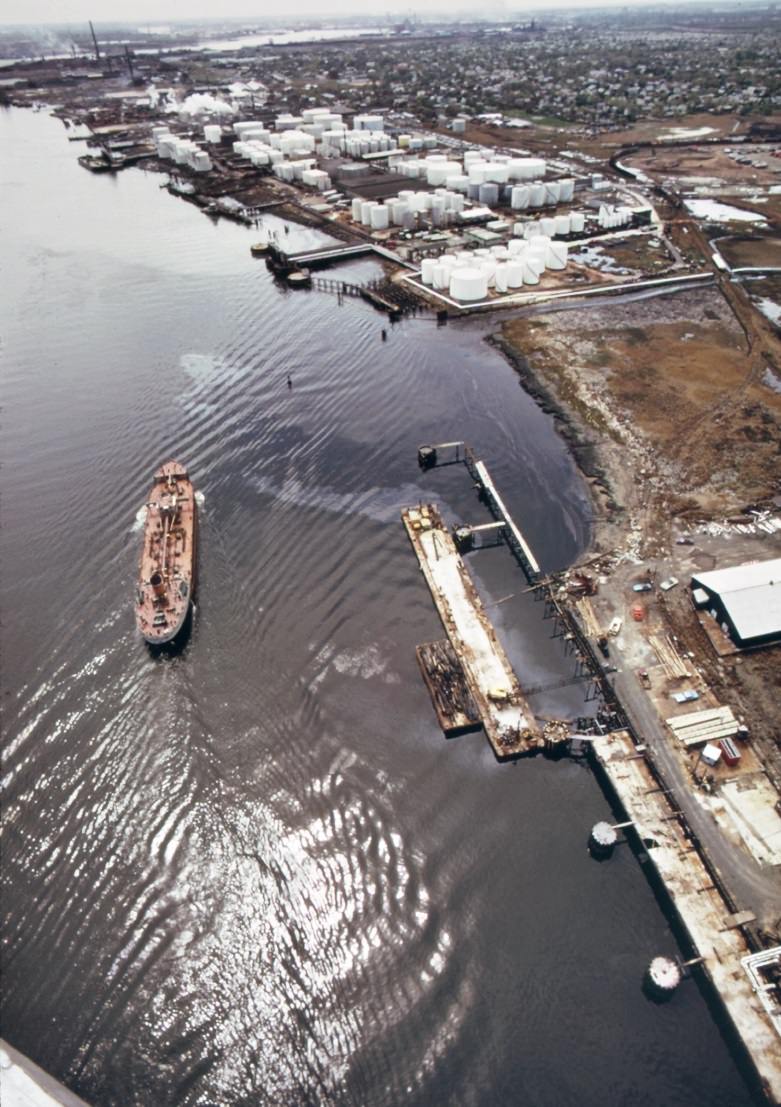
[450,268,489,301]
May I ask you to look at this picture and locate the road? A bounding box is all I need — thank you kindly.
[614,669,781,927]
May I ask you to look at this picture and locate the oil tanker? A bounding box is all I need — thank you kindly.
[135,461,197,646]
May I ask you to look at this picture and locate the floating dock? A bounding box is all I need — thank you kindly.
[402,504,540,758]
[591,730,781,1103]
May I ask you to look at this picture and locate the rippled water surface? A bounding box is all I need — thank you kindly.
[1,108,758,1106]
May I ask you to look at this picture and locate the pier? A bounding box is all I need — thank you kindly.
[402,503,540,759]
[591,730,781,1103]
[417,441,541,583]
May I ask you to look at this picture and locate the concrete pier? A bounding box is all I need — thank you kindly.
[402,504,540,758]
[591,730,781,1103]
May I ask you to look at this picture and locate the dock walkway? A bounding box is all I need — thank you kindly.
[402,504,540,759]
[592,730,781,1103]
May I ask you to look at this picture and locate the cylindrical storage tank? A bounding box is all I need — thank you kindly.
[370,205,389,230]
[402,209,416,231]
[506,261,525,288]
[526,253,546,276]
[420,258,436,286]
[468,163,489,184]
[547,242,568,270]
[204,124,221,144]
[398,134,411,148]
[511,186,530,210]
[360,201,374,225]
[524,222,542,239]
[351,197,363,221]
[452,194,465,213]
[529,184,545,208]
[507,238,524,256]
[426,154,447,164]
[544,182,560,206]
[487,162,508,184]
[479,183,499,206]
[540,217,557,237]
[522,262,540,285]
[570,211,586,233]
[432,264,448,290]
[494,264,509,293]
[491,246,509,260]
[467,183,481,201]
[555,214,571,236]
[446,175,469,193]
[559,179,575,202]
[463,151,481,165]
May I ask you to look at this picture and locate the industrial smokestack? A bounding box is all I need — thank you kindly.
[89,20,100,61]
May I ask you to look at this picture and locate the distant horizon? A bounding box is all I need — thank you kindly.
[0,0,765,31]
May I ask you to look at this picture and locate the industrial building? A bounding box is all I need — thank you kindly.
[691,557,781,649]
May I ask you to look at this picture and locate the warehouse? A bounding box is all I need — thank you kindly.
[691,557,781,649]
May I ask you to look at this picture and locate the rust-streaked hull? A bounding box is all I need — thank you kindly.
[135,460,198,646]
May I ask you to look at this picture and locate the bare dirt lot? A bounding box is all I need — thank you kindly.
[717,233,781,269]
[500,287,781,541]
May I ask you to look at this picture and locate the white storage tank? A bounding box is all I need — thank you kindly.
[555,215,571,236]
[529,184,545,207]
[511,186,530,210]
[494,265,509,293]
[351,197,363,221]
[544,182,560,206]
[506,261,525,288]
[360,201,374,225]
[570,211,586,233]
[558,179,575,203]
[370,205,389,230]
[487,162,509,184]
[522,262,540,285]
[450,268,489,301]
[421,258,437,286]
[547,242,568,270]
[540,217,557,237]
[479,183,499,206]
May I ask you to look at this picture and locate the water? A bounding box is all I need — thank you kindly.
[0,108,758,1107]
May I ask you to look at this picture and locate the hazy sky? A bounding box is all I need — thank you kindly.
[2,0,662,28]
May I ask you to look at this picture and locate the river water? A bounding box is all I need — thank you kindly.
[0,108,758,1107]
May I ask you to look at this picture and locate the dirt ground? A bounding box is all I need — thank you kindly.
[500,287,781,543]
[717,233,781,269]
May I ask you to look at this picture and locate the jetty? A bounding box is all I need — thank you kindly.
[591,730,781,1103]
[402,503,540,758]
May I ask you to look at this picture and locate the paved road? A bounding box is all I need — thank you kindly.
[613,670,781,927]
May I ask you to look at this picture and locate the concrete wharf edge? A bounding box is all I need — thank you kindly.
[402,504,540,759]
[590,731,781,1104]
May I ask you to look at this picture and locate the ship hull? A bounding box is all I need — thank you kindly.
[135,461,198,647]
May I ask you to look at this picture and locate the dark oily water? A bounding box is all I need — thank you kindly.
[1,109,756,1107]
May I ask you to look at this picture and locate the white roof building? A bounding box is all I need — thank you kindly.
[692,557,781,647]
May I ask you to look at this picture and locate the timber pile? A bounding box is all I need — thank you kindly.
[649,633,691,678]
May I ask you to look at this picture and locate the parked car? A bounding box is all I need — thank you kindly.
[633,582,653,592]
[660,577,679,591]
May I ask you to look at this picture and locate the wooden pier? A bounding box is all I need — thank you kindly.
[402,504,541,759]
